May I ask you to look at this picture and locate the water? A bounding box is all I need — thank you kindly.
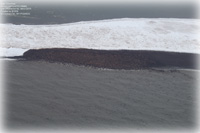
[1,2,197,25]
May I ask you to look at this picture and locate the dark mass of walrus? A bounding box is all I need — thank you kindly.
[10,48,199,70]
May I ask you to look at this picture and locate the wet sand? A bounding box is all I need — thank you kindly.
[4,60,198,129]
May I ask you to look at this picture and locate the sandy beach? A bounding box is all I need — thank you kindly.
[4,60,198,129]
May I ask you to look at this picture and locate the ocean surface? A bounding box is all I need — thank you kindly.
[1,2,197,25]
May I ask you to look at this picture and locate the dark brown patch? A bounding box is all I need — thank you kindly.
[21,48,199,70]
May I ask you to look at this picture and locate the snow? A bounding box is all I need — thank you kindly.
[0,18,200,57]
[0,48,28,57]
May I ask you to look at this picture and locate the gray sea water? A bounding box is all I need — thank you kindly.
[1,2,197,25]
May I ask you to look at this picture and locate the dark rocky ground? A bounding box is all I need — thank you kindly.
[11,48,199,70]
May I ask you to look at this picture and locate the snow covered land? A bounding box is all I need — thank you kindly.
[0,18,199,56]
